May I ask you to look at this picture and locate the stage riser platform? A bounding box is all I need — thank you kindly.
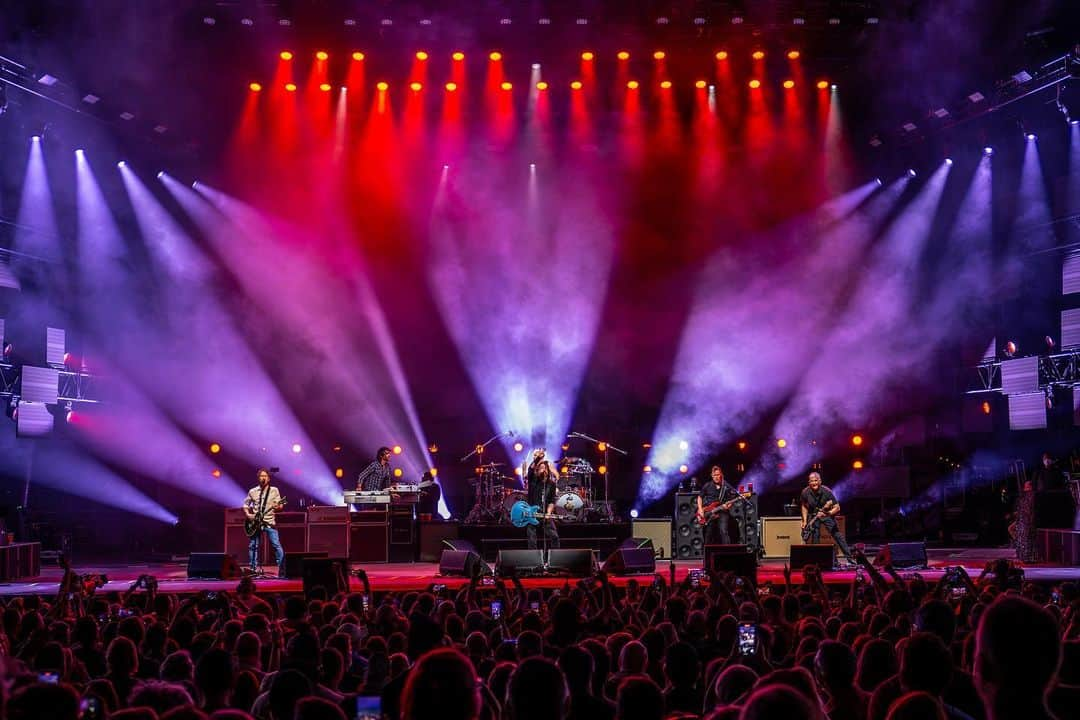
[459,522,631,562]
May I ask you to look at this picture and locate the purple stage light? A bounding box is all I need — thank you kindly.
[14,132,60,261]
[984,146,993,155]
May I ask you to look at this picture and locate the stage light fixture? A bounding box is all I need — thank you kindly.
[777,438,787,448]
[416,51,428,61]
[945,158,954,165]
[570,80,582,90]
[1004,340,1017,356]
[319,83,331,92]
[561,443,570,451]
[787,50,801,59]
[678,440,689,451]
[430,468,438,477]
[285,83,297,92]
[249,82,262,92]
[291,443,302,453]
[982,401,992,415]
[653,51,666,60]
[445,82,457,91]
[1026,133,1037,141]
[489,51,502,61]
[452,51,464,61]
[212,469,222,478]
[783,80,795,89]
[617,51,630,60]
[831,84,838,90]
[377,81,389,91]
[513,441,524,452]
[716,51,728,60]
[630,509,639,518]
[428,443,439,453]
[737,441,748,451]
[335,468,344,478]
[853,460,864,470]
[748,79,761,89]
[210,443,221,454]
[316,51,329,61]
[280,51,293,61]
[536,81,548,90]
[392,445,403,455]
[515,467,523,476]
[752,50,765,60]
[643,465,652,473]
[598,465,607,475]
[31,135,40,142]
[679,464,689,474]
[501,81,512,90]
[117,161,125,168]
[393,468,403,478]
[410,82,422,91]
[333,444,343,452]
[660,80,672,89]
[907,169,917,177]
[817,80,829,89]
[695,80,707,89]
[627,80,639,89]
[597,441,607,451]
[352,51,365,61]
[532,63,541,70]
[582,51,594,61]
[984,146,994,155]
[851,434,864,446]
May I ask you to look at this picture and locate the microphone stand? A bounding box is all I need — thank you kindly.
[568,431,627,514]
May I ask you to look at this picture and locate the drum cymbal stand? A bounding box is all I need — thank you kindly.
[462,432,513,524]
[568,431,627,522]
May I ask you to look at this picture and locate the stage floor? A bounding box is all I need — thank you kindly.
[1,548,1076,597]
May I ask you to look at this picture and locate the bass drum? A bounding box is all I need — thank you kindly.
[502,490,528,513]
[553,491,585,521]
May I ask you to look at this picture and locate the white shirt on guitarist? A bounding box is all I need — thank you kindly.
[244,485,284,527]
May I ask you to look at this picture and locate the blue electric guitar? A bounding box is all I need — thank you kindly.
[509,500,560,528]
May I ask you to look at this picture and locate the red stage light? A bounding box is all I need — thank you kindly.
[695,80,707,89]
[851,434,864,446]
[536,81,548,90]
[748,79,761,89]
[500,81,512,90]
[737,441,748,450]
[410,81,422,91]
[715,50,728,60]
[445,82,458,91]
[209,443,221,454]
[752,50,765,60]
[280,51,293,61]
[653,50,666,60]
[319,83,332,92]
[489,51,502,61]
[581,51,594,61]
[315,51,329,61]
[211,469,222,478]
[570,80,583,90]
[853,460,864,470]
[787,50,801,60]
[617,51,630,60]
[816,80,829,89]
[284,83,297,92]
[660,80,672,89]
[627,80,639,89]
[376,81,389,91]
[783,79,795,89]
[248,82,262,92]
[452,51,465,61]
[352,51,365,61]
[415,51,428,61]
[335,468,344,478]
[982,401,992,415]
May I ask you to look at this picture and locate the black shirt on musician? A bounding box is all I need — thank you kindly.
[800,485,838,513]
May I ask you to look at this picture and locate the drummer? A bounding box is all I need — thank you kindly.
[525,449,561,550]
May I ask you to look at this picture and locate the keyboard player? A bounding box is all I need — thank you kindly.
[357,447,393,491]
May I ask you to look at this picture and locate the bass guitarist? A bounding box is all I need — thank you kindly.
[244,468,286,577]
[696,466,742,545]
[800,471,852,565]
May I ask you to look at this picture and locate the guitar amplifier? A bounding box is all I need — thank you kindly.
[307,506,349,523]
[349,511,388,563]
[761,516,845,558]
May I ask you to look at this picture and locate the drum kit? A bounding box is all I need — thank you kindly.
[461,457,601,524]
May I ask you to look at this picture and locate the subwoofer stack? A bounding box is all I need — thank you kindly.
[674,493,704,559]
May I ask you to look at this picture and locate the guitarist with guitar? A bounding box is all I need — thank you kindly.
[244,468,287,577]
[525,448,561,551]
[800,471,852,565]
[696,466,743,545]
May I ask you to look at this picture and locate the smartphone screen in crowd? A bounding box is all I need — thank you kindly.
[738,622,757,656]
[356,695,382,720]
[491,600,503,620]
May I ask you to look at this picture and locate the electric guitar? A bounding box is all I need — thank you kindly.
[509,500,560,528]
[696,491,753,524]
[244,497,287,537]
[801,500,837,541]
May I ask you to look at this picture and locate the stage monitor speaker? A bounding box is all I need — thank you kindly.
[621,537,655,550]
[284,551,328,579]
[790,544,835,570]
[674,496,704,559]
[442,538,477,553]
[439,549,492,577]
[875,542,927,569]
[704,545,758,577]
[302,557,350,596]
[419,521,460,562]
[187,553,240,580]
[604,547,656,575]
[548,548,596,576]
[495,549,544,577]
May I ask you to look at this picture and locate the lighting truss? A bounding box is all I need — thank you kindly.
[967,351,1080,395]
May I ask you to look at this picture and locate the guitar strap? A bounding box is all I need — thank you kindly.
[257,485,270,524]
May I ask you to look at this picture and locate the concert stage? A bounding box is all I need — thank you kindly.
[2,547,1077,598]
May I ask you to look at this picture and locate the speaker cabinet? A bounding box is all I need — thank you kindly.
[761,516,846,558]
[284,551,328,579]
[790,544,835,570]
[704,544,758,577]
[1038,529,1080,565]
[674,494,704,559]
[274,522,308,557]
[419,520,460,562]
[226,525,265,565]
[875,542,927,569]
[349,516,388,563]
[187,552,240,580]
[308,522,349,557]
[604,547,656,575]
[547,548,595,576]
[388,507,416,563]
[439,549,492,577]
[302,557,350,596]
[495,549,544,577]
[631,518,672,559]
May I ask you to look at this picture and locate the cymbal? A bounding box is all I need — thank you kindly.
[477,462,504,468]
